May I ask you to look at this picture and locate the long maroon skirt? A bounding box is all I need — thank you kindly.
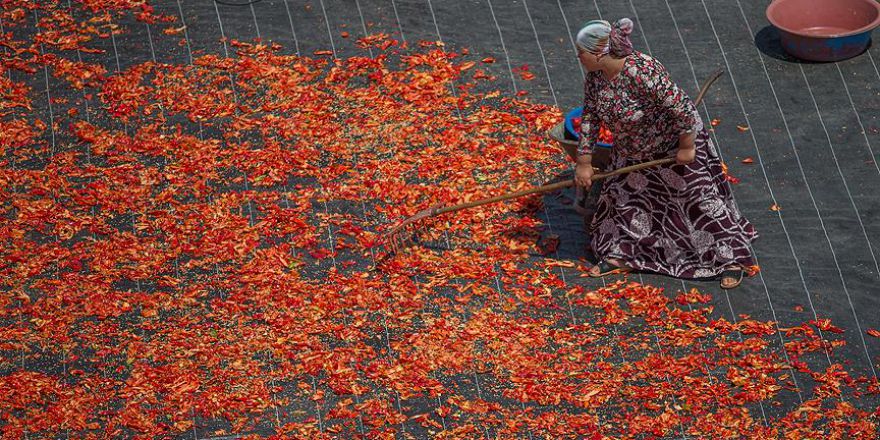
[589,128,757,279]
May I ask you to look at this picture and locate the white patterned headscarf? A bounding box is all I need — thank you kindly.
[576,18,634,58]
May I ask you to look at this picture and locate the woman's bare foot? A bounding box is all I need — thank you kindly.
[720,266,744,289]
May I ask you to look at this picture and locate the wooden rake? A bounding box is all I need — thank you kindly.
[379,68,724,256]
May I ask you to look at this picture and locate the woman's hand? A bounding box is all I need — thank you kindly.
[676,147,695,165]
[575,160,595,190]
[676,130,696,165]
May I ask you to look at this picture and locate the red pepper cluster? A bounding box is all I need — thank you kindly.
[570,116,614,145]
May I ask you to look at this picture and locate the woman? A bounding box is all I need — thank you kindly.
[573,18,757,289]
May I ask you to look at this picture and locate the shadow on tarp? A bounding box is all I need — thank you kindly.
[410,168,595,262]
[536,168,595,262]
[752,25,873,64]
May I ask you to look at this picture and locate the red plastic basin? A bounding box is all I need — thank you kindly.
[766,0,880,61]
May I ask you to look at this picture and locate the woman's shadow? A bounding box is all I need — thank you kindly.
[514,148,615,264]
[530,167,600,262]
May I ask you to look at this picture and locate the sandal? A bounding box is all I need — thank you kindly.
[589,259,632,277]
[720,267,744,289]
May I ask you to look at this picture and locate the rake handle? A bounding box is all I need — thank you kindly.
[433,157,675,216]
[693,68,722,110]
[396,68,724,226]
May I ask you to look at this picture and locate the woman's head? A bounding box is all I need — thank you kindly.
[576,18,634,71]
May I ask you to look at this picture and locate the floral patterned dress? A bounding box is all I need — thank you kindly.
[578,52,757,279]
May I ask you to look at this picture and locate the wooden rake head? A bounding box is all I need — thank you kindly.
[380,203,443,254]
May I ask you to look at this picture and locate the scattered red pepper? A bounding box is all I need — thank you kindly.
[0,2,876,439]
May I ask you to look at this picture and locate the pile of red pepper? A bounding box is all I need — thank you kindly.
[0,1,878,438]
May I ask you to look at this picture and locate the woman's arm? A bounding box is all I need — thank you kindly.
[577,77,602,159]
[575,77,601,188]
[638,58,698,163]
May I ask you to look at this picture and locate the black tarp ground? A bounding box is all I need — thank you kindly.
[5,0,880,437]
